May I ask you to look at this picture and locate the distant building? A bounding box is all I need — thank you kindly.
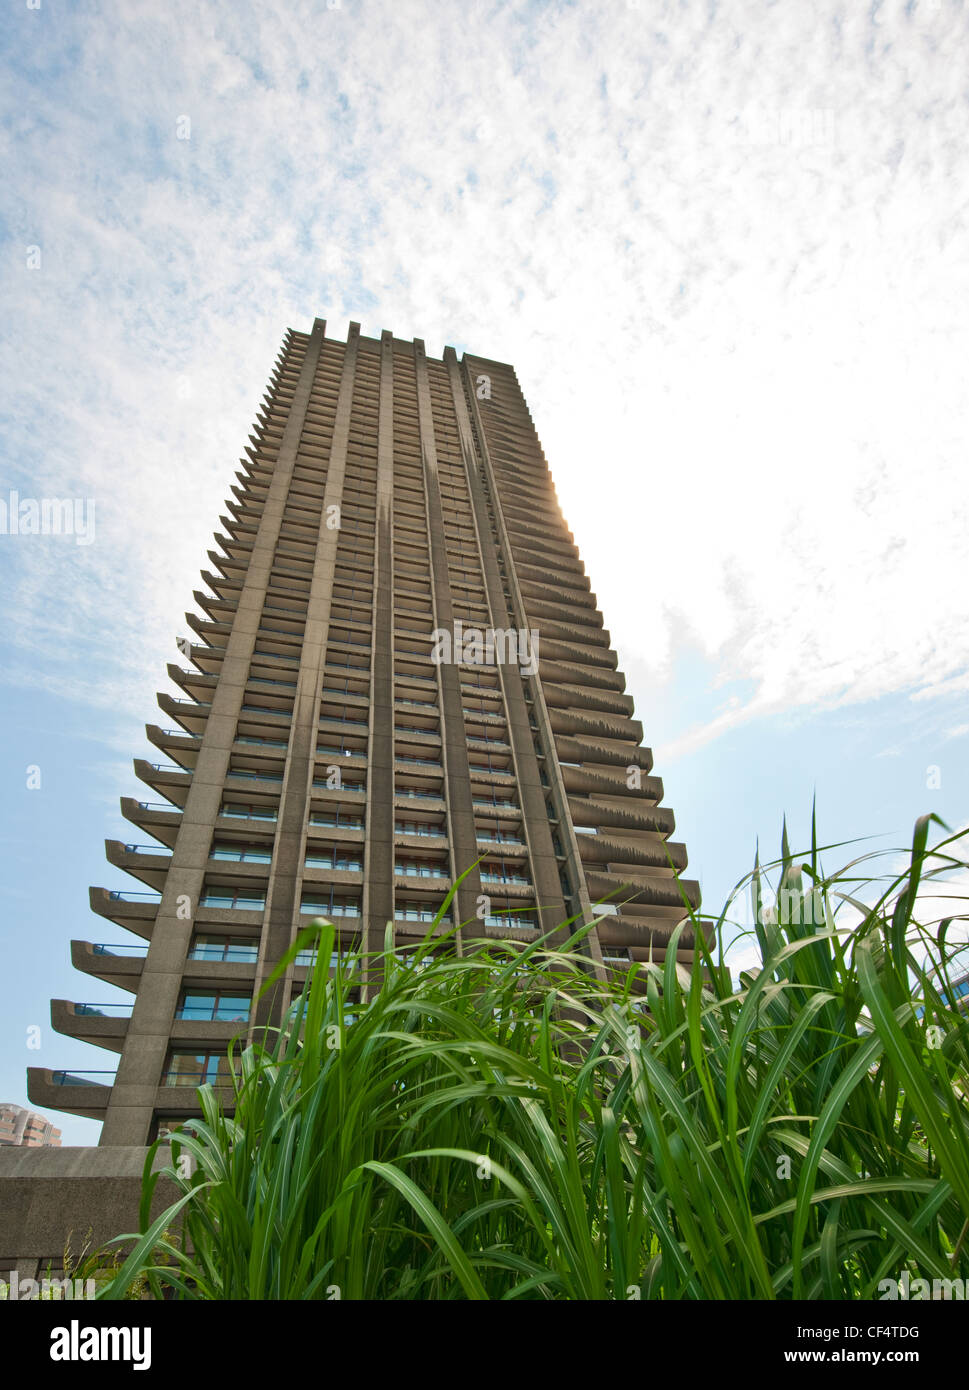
[0,1104,62,1147]
[926,955,969,1015]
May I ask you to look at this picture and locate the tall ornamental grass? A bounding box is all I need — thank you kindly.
[101,811,969,1299]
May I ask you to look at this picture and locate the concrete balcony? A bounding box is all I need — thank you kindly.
[133,757,191,808]
[586,868,701,913]
[542,681,634,718]
[519,576,598,613]
[559,764,664,802]
[538,636,617,670]
[576,832,688,874]
[27,1069,111,1120]
[104,840,171,892]
[533,616,612,650]
[199,568,242,604]
[539,658,624,693]
[516,559,591,595]
[51,1000,129,1052]
[549,708,644,744]
[157,691,210,736]
[521,594,603,631]
[193,585,239,622]
[121,796,182,848]
[554,734,652,771]
[146,724,199,771]
[567,797,675,836]
[71,940,146,991]
[89,886,158,939]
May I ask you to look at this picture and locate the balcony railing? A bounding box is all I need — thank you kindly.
[72,1003,134,1017]
[175,1004,251,1022]
[92,943,150,955]
[122,843,170,856]
[51,1071,117,1086]
[108,890,162,903]
[293,949,342,968]
[188,944,259,963]
[200,894,267,911]
[395,908,453,924]
[162,1070,233,1088]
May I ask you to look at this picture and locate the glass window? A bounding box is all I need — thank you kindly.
[177,990,251,1022]
[210,843,273,863]
[164,1050,233,1086]
[189,935,259,963]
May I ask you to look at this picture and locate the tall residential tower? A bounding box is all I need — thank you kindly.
[30,319,700,1146]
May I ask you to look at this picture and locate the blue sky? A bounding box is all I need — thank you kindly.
[2,0,968,1142]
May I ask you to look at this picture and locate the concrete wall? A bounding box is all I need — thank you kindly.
[0,1145,179,1281]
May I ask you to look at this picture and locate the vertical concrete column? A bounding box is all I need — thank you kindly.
[460,357,602,971]
[361,331,396,979]
[252,326,360,1030]
[413,339,481,939]
[100,321,328,1146]
[444,350,577,953]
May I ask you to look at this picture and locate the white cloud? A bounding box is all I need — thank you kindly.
[1,0,967,742]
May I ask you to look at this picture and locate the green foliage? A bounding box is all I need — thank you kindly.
[99,813,969,1300]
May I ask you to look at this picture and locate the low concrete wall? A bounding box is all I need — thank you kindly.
[0,1146,180,1280]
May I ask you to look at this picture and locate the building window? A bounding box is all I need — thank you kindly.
[300,892,362,917]
[177,990,251,1023]
[164,1051,233,1086]
[305,847,363,872]
[394,859,448,878]
[199,890,267,910]
[188,935,259,963]
[210,843,273,863]
[310,806,364,829]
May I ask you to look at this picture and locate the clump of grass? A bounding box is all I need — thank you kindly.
[99,811,969,1300]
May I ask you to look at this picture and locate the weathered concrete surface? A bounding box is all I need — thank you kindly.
[0,1145,179,1280]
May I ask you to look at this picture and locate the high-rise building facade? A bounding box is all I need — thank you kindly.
[29,318,700,1147]
[0,1104,62,1148]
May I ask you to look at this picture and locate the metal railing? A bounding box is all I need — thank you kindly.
[72,1003,133,1017]
[51,1071,116,1087]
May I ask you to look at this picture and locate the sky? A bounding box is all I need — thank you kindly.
[1,0,967,1142]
